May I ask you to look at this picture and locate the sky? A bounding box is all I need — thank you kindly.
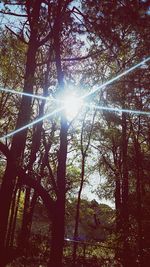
[82,179,115,208]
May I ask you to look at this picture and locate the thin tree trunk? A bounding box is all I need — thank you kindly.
[133,136,143,266]
[72,156,85,267]
[136,157,143,266]
[6,184,18,248]
[19,187,31,249]
[10,188,21,248]
[26,192,38,238]
[115,174,122,232]
[114,173,123,264]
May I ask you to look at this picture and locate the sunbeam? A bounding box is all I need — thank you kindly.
[0,87,48,100]
[1,57,150,104]
[0,56,150,140]
[82,56,150,99]
[85,103,150,116]
[0,107,63,140]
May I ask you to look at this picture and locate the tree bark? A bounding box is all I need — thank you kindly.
[5,184,19,248]
[0,2,42,265]
[9,188,21,248]
[48,116,68,267]
[121,112,130,267]
[132,126,143,266]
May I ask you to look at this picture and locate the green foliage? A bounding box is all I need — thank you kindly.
[66,198,114,242]
[0,0,150,266]
[0,30,26,87]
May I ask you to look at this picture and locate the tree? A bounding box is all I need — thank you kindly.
[0,1,150,266]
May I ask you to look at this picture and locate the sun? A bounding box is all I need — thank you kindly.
[62,93,83,120]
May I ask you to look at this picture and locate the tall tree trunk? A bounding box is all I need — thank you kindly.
[0,2,42,265]
[48,116,68,267]
[136,151,143,266]
[48,2,68,266]
[121,112,130,267]
[19,103,44,249]
[133,135,143,266]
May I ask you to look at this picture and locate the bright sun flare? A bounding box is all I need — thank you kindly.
[62,93,83,120]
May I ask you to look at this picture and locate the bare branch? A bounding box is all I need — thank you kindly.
[18,169,56,219]
[36,50,103,66]
[0,10,27,17]
[5,26,28,44]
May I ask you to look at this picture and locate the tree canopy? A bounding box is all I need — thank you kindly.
[0,1,150,266]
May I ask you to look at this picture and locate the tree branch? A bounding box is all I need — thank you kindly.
[36,50,103,66]
[5,26,28,44]
[38,30,53,47]
[18,168,56,219]
[0,11,27,17]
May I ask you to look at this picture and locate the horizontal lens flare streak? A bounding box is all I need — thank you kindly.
[0,87,48,100]
[0,107,63,140]
[82,56,150,99]
[85,103,150,116]
[1,57,150,103]
[0,56,150,140]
